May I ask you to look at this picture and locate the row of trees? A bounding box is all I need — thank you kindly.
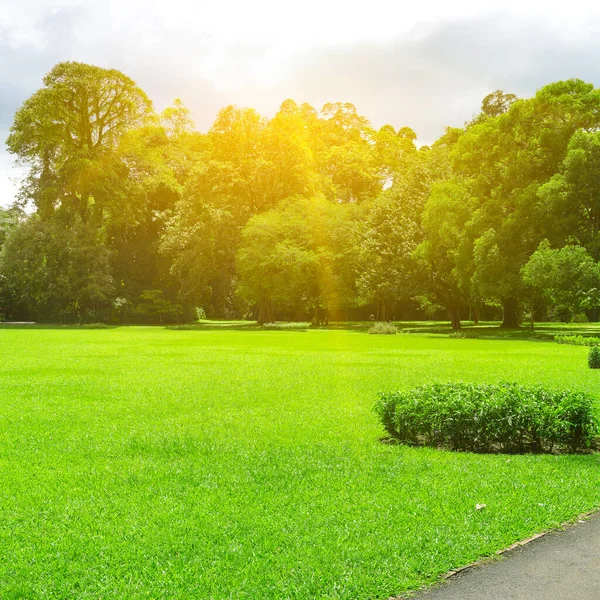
[2,62,600,328]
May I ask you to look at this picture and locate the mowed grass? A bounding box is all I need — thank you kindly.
[0,328,599,599]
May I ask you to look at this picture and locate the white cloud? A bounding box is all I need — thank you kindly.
[3,1,600,205]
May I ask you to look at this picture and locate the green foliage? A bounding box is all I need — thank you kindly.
[589,346,600,369]
[555,335,600,346]
[375,382,599,453]
[368,321,397,335]
[0,214,114,322]
[448,331,467,338]
[416,177,476,329]
[133,289,184,324]
[8,64,600,330]
[236,195,355,323]
[521,242,600,322]
[261,322,310,331]
[456,79,600,326]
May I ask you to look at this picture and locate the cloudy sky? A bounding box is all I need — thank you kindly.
[3,0,600,205]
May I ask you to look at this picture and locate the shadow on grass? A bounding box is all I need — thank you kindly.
[0,322,122,330]
[4,320,600,340]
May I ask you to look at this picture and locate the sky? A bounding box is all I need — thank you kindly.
[3,0,600,205]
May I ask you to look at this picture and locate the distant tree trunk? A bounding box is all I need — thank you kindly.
[472,304,479,325]
[449,306,461,331]
[257,296,272,324]
[501,298,519,328]
[313,300,320,326]
[380,300,387,322]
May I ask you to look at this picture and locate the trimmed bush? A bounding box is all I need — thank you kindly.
[369,322,397,335]
[555,334,600,346]
[589,347,600,369]
[374,382,599,453]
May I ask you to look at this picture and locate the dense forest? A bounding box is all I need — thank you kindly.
[2,61,600,329]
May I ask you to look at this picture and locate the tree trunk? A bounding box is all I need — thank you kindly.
[501,298,519,328]
[257,296,272,324]
[381,300,386,322]
[449,306,461,331]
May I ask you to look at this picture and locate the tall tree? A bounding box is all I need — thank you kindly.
[7,61,153,217]
[538,130,600,259]
[454,79,600,326]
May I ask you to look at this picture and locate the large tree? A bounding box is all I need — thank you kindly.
[7,61,153,217]
[236,196,355,323]
[454,79,600,327]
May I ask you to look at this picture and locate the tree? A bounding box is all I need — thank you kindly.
[478,90,518,120]
[317,102,382,203]
[7,61,153,217]
[133,289,184,324]
[0,214,114,322]
[521,242,600,323]
[454,79,600,327]
[416,179,477,330]
[236,196,355,323]
[538,130,600,259]
[353,146,428,321]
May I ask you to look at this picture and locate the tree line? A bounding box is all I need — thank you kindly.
[2,61,600,328]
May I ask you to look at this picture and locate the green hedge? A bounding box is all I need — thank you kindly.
[555,334,600,346]
[374,382,599,453]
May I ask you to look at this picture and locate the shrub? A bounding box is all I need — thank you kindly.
[555,335,600,347]
[374,382,599,453]
[448,331,466,338]
[262,322,310,331]
[589,347,600,369]
[572,312,589,323]
[369,322,397,335]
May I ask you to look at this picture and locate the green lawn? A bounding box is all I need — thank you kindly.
[1,326,599,599]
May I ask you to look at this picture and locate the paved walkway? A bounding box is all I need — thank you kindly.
[409,515,600,599]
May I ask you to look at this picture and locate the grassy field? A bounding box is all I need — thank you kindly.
[1,326,599,599]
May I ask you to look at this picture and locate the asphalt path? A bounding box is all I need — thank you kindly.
[408,514,600,599]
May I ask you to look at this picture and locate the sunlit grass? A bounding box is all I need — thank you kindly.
[0,327,599,598]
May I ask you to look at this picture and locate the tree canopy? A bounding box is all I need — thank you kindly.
[3,62,600,328]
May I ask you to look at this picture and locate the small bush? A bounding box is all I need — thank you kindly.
[572,313,589,323]
[369,322,397,335]
[448,331,466,338]
[589,347,600,369]
[374,382,599,453]
[81,322,110,329]
[262,322,310,331]
[555,334,600,347]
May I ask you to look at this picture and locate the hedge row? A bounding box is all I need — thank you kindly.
[374,382,599,453]
[555,334,600,346]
